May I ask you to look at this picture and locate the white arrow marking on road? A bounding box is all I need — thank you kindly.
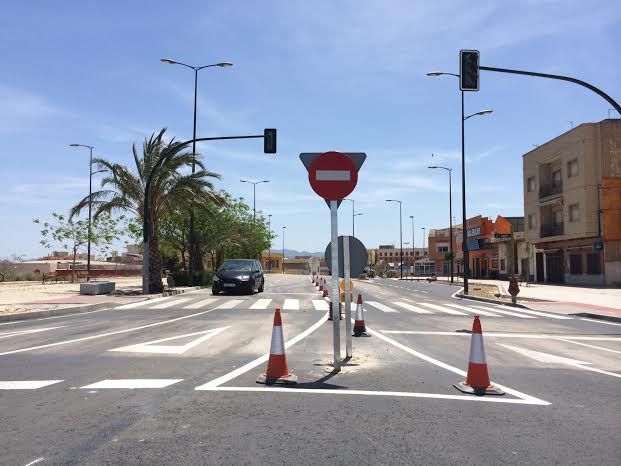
[108,327,229,354]
[0,326,65,340]
[499,344,621,379]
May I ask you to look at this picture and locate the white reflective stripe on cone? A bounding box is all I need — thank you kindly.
[270,326,285,355]
[469,333,486,364]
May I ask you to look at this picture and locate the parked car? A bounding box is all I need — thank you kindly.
[212,259,264,295]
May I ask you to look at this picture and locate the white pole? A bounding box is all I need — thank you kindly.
[344,235,352,358]
[330,200,341,372]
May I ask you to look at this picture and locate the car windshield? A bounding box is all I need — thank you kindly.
[219,261,254,272]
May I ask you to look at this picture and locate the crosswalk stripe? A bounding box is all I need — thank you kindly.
[115,297,171,309]
[366,301,399,313]
[151,298,193,309]
[81,379,183,389]
[0,380,64,390]
[250,299,272,310]
[215,299,244,310]
[493,305,572,320]
[392,302,432,314]
[183,298,218,309]
[416,302,467,315]
[312,300,330,311]
[444,304,502,317]
[468,305,536,319]
[283,299,300,310]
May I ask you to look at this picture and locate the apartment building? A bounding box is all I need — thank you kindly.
[523,119,621,286]
[372,244,430,274]
[428,226,463,276]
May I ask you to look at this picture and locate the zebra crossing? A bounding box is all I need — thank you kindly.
[112,293,570,320]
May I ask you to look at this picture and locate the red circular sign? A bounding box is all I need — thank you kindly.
[308,151,358,200]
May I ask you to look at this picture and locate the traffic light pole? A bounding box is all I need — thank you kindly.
[461,90,469,294]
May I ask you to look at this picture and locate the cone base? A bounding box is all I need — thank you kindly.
[353,332,371,337]
[453,381,505,396]
[256,373,298,385]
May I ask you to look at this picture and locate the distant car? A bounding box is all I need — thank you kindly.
[212,259,264,295]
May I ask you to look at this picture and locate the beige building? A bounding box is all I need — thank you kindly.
[523,118,621,286]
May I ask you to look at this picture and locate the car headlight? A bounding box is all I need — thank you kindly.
[240,275,250,281]
[213,276,220,281]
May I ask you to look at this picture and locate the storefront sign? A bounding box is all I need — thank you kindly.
[495,233,512,239]
[593,241,603,251]
[467,226,481,238]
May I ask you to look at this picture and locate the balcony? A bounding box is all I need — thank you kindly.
[540,223,564,238]
[539,183,563,199]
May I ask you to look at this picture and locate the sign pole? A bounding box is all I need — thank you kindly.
[344,235,352,358]
[330,200,341,372]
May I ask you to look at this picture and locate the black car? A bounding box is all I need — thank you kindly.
[212,259,264,295]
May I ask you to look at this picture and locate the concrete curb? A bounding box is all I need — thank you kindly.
[573,312,621,324]
[453,291,531,309]
[0,286,203,322]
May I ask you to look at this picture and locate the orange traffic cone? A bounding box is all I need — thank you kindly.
[322,284,329,298]
[353,294,369,337]
[454,316,504,396]
[257,309,297,385]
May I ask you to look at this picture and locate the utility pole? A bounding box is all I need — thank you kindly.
[268,214,272,270]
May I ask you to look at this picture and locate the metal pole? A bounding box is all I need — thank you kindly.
[399,202,403,279]
[344,235,352,358]
[461,90,469,294]
[188,68,199,286]
[142,184,150,295]
[330,200,341,371]
[268,215,271,270]
[352,200,355,237]
[411,216,415,276]
[449,169,454,283]
[253,183,256,221]
[282,226,285,274]
[87,146,93,279]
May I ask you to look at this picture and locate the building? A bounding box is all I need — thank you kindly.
[523,119,621,285]
[371,244,429,275]
[427,226,463,276]
[260,251,283,272]
[491,216,531,280]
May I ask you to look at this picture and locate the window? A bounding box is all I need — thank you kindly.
[528,214,536,230]
[527,177,536,192]
[554,209,563,226]
[500,259,506,271]
[552,169,562,187]
[567,159,578,177]
[587,253,601,275]
[569,203,580,222]
[570,254,583,274]
[437,245,448,252]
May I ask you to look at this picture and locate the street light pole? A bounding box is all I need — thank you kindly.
[160,58,233,286]
[353,213,364,238]
[410,215,415,276]
[69,143,94,279]
[386,199,403,279]
[241,179,270,221]
[428,165,454,283]
[282,226,286,274]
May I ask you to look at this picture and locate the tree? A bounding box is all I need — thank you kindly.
[33,212,124,280]
[69,129,223,293]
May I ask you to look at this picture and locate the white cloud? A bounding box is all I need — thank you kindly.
[0,84,69,133]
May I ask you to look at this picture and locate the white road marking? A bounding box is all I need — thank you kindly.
[579,317,621,327]
[0,308,218,356]
[444,304,501,317]
[0,326,65,340]
[151,298,193,309]
[392,302,432,314]
[196,312,329,389]
[494,305,572,320]
[250,299,272,310]
[205,386,548,405]
[366,325,549,405]
[417,302,466,315]
[23,457,45,466]
[0,380,63,390]
[365,301,399,313]
[114,296,171,309]
[214,299,244,309]
[468,305,536,319]
[108,327,229,354]
[499,344,621,379]
[548,337,621,355]
[379,330,621,342]
[81,379,183,389]
[183,298,218,309]
[312,300,330,311]
[283,299,300,310]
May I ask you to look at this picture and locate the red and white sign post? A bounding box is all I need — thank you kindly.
[301,151,366,371]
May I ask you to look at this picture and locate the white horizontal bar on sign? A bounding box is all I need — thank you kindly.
[81,379,183,389]
[0,380,63,390]
[315,170,350,181]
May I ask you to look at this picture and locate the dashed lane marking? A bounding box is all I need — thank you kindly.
[214,299,244,310]
[392,302,432,314]
[114,296,171,309]
[151,298,193,309]
[183,298,218,309]
[81,379,183,389]
[548,336,621,355]
[250,299,272,310]
[283,299,300,310]
[416,302,466,315]
[0,380,63,390]
[444,303,501,317]
[365,301,399,313]
[494,305,572,320]
[0,326,65,340]
[468,305,536,319]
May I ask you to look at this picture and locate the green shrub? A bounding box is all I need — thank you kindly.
[171,270,214,287]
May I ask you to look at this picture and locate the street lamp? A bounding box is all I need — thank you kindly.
[410,215,415,276]
[429,165,454,283]
[282,226,286,274]
[161,57,233,286]
[343,198,355,236]
[268,214,272,270]
[353,212,364,237]
[386,199,403,279]
[69,143,95,278]
[240,179,270,220]
[427,70,493,293]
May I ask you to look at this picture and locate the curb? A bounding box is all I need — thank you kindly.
[573,312,621,324]
[0,286,203,322]
[453,290,531,309]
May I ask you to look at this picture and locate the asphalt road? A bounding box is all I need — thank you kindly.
[1,275,620,465]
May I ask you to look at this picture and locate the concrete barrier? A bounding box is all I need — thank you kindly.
[80,281,115,295]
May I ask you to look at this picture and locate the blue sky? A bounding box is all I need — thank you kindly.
[1,0,619,258]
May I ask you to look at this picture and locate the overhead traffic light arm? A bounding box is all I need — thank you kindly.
[480,65,621,116]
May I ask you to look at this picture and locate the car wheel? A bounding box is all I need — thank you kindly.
[212,288,219,295]
[247,280,255,295]
[258,279,264,293]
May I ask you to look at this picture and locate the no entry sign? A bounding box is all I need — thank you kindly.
[308,151,358,200]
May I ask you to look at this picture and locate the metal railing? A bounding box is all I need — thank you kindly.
[540,223,564,237]
[539,183,563,198]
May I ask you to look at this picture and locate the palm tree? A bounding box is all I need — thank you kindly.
[70,128,223,292]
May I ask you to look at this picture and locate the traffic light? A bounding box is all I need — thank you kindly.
[460,50,480,91]
[264,128,277,154]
